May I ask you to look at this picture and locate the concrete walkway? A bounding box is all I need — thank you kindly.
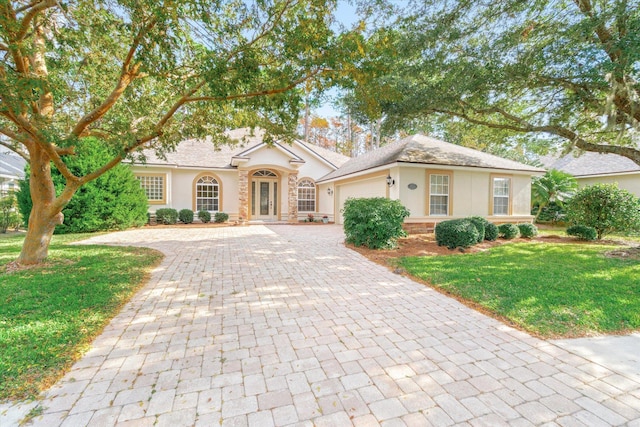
[8,225,640,426]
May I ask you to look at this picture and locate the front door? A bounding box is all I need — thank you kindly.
[252,178,278,220]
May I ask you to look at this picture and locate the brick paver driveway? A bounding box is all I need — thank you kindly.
[26,225,640,426]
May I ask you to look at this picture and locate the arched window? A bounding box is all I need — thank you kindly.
[196,176,219,212]
[297,179,316,212]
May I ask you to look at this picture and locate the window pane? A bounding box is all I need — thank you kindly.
[430,195,448,216]
[297,179,316,212]
[196,176,219,213]
[137,176,164,201]
[429,174,449,215]
[493,177,510,215]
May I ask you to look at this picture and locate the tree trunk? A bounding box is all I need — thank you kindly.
[17,146,65,265]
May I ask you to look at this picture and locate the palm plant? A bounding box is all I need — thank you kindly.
[532,169,578,222]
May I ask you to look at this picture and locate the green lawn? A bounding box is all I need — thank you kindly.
[0,233,163,401]
[400,242,640,338]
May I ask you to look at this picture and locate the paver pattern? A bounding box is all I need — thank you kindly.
[22,225,640,426]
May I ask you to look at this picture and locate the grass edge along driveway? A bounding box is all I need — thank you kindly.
[0,233,163,401]
[399,242,640,339]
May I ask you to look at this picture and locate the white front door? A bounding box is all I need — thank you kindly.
[253,179,278,220]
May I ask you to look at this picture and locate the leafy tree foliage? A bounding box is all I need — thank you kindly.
[0,0,360,264]
[566,183,640,239]
[17,138,148,233]
[349,0,640,164]
[532,169,578,222]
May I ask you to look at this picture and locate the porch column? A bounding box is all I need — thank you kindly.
[287,172,298,223]
[238,169,249,221]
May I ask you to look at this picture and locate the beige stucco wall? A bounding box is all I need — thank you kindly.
[332,165,535,225]
[131,141,340,221]
[577,174,640,198]
[335,174,388,224]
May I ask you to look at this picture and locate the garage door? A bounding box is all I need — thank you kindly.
[336,177,386,224]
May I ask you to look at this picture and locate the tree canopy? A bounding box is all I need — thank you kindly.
[0,0,362,263]
[347,0,640,163]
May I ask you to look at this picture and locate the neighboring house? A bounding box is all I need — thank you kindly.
[543,151,640,198]
[131,131,543,228]
[0,151,26,198]
[318,134,544,229]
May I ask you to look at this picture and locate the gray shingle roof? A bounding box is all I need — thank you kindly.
[542,151,640,177]
[134,129,349,170]
[319,134,544,181]
[0,151,26,178]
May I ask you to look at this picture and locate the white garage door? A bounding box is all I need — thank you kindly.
[336,177,387,224]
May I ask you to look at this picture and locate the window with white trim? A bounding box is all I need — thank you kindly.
[492,177,510,215]
[429,174,450,216]
[297,179,316,212]
[196,175,219,212]
[137,175,165,203]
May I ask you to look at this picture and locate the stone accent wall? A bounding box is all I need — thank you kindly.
[287,172,298,222]
[238,170,248,220]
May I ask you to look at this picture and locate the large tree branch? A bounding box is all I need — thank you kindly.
[71,19,157,137]
[186,69,322,103]
[14,0,57,42]
[0,140,29,160]
[434,106,640,165]
[574,0,620,64]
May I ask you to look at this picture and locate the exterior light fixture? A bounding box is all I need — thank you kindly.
[386,175,395,187]
[327,187,334,196]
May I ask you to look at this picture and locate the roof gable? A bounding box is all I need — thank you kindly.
[132,128,349,171]
[320,134,543,181]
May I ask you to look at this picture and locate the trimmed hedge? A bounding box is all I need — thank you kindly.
[517,223,538,238]
[467,216,486,243]
[343,197,410,249]
[484,222,499,241]
[179,209,194,224]
[498,223,520,239]
[214,212,229,223]
[198,210,211,223]
[156,208,178,225]
[566,224,597,241]
[435,218,480,249]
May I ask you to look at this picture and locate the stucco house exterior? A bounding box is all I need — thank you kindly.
[0,151,26,197]
[543,151,640,198]
[131,131,543,228]
[319,134,544,230]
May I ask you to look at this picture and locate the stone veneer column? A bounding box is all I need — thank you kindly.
[287,172,298,223]
[238,170,249,221]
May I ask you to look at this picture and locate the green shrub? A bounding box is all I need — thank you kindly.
[156,208,178,224]
[435,218,480,249]
[484,222,499,241]
[16,138,148,233]
[467,216,486,243]
[566,224,597,241]
[343,197,410,249]
[0,194,19,233]
[566,183,640,239]
[214,212,229,223]
[498,223,520,239]
[198,210,211,223]
[179,209,194,224]
[517,223,538,238]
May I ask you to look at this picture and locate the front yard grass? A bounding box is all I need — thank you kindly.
[400,242,640,338]
[0,233,163,401]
